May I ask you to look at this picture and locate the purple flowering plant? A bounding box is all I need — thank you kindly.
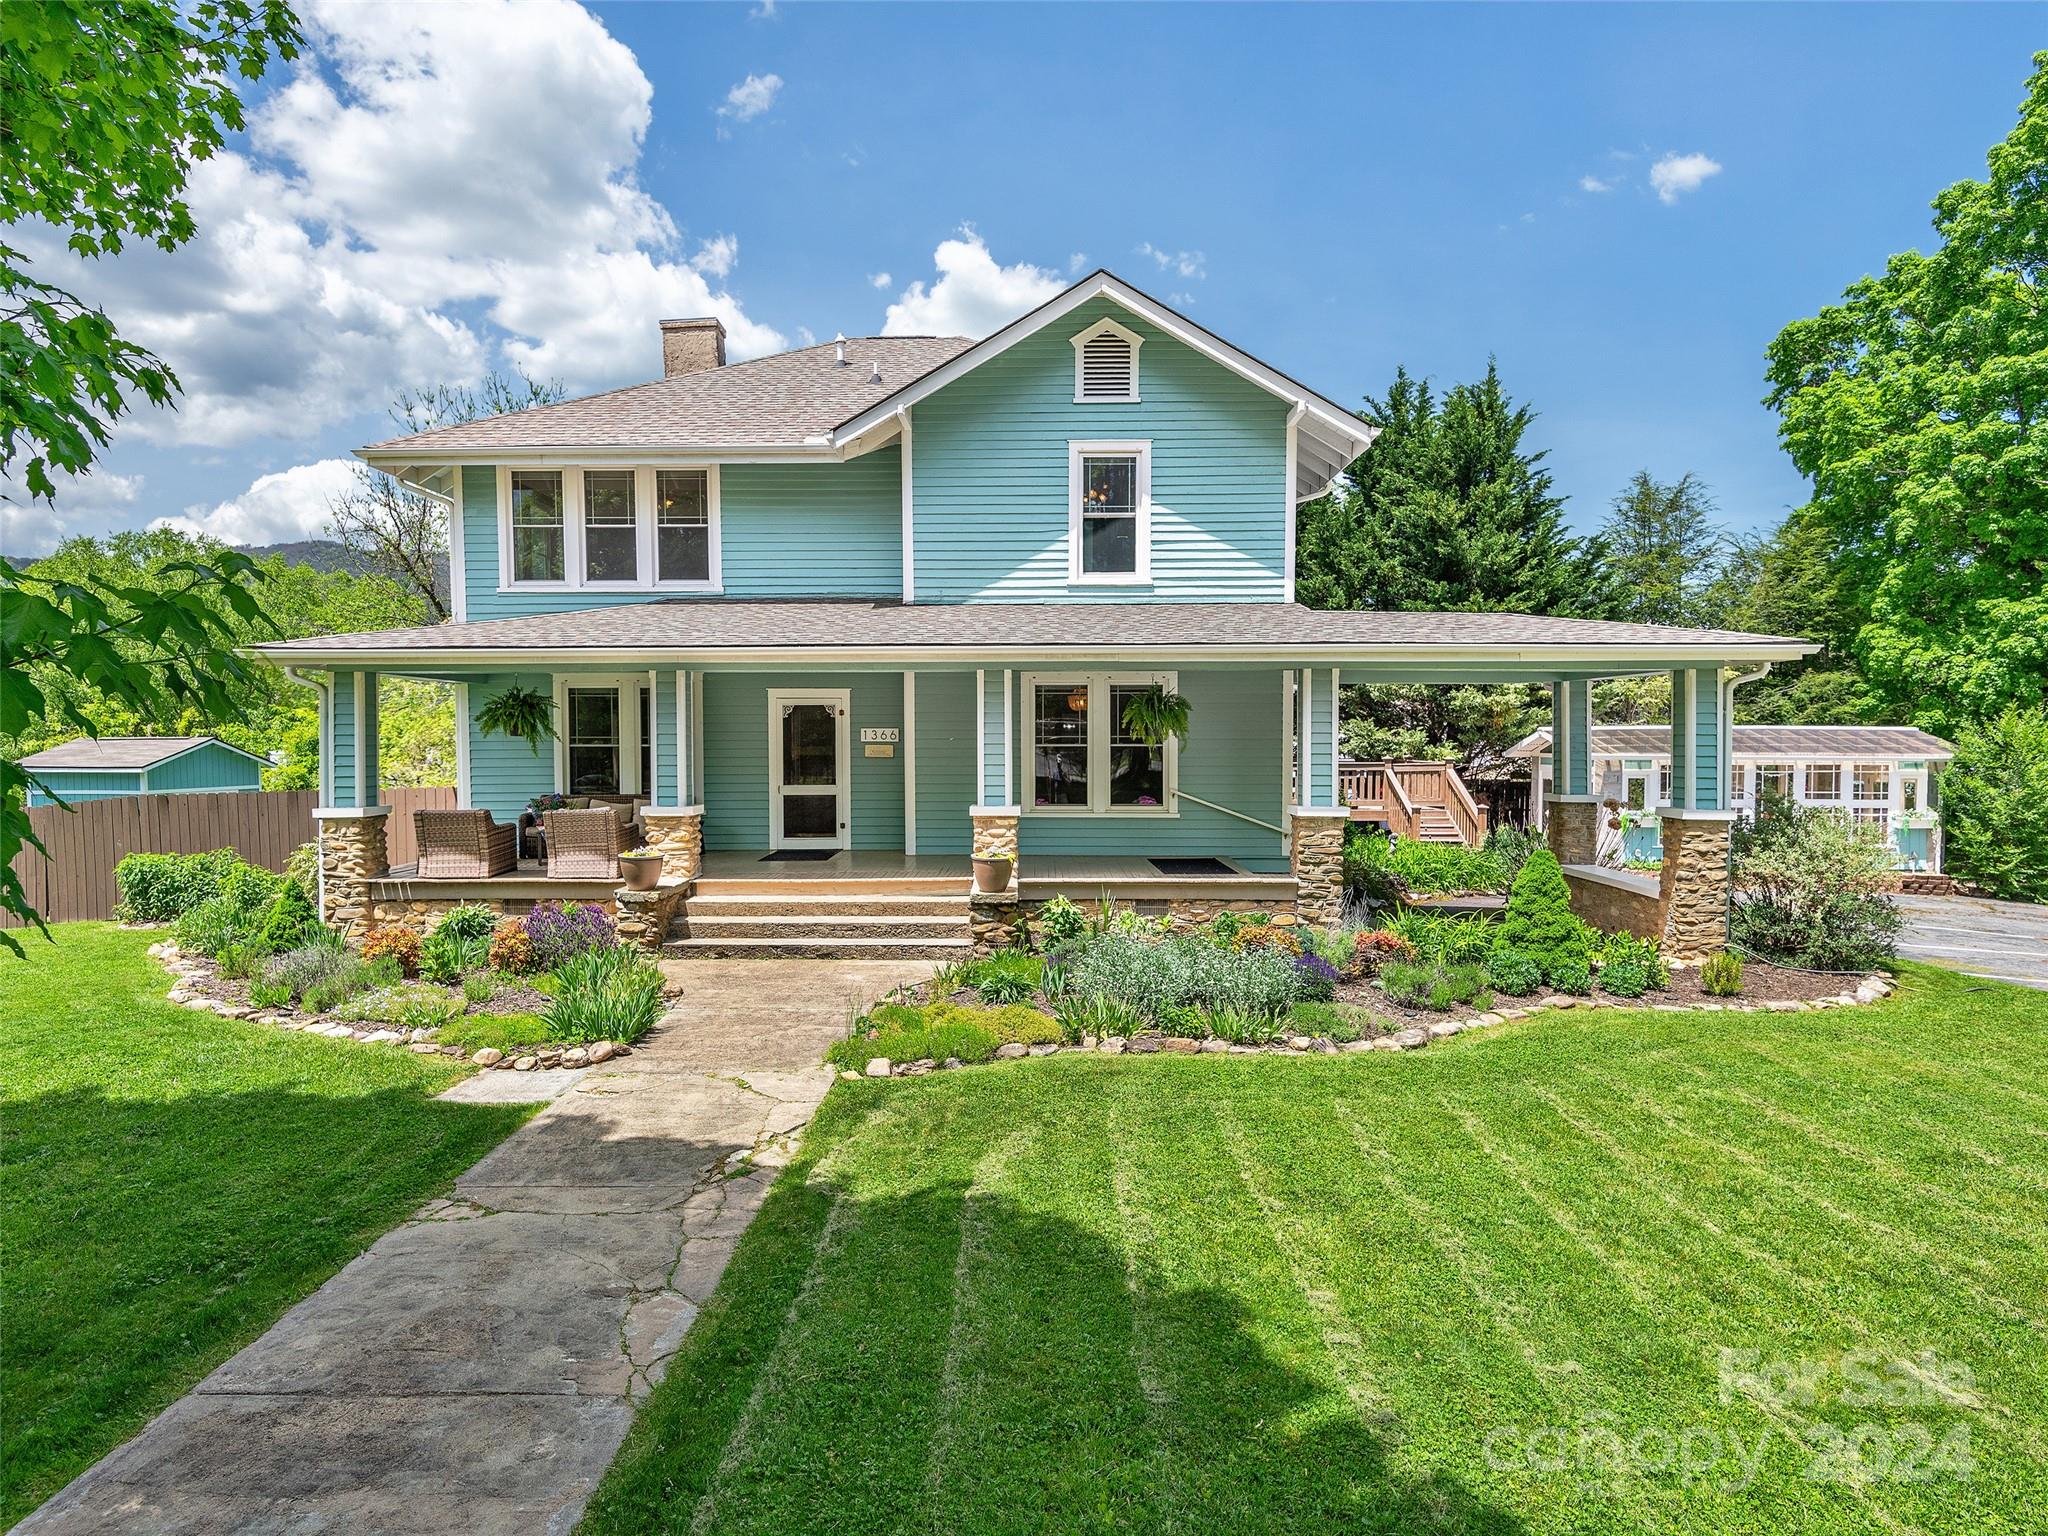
[525,900,616,969]
[1292,952,1340,1002]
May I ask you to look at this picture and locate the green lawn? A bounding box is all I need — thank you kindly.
[586,962,2048,1535]
[0,924,533,1526]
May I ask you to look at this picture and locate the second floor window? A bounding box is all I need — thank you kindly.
[657,469,711,583]
[583,471,637,583]
[510,471,565,582]
[1069,441,1151,583]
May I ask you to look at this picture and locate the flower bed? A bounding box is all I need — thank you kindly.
[125,849,675,1072]
[835,883,1897,1080]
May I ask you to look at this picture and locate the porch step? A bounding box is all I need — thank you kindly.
[684,892,971,917]
[692,877,966,899]
[684,913,971,940]
[663,935,974,960]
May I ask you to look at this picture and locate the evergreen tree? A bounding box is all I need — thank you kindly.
[1600,471,1726,626]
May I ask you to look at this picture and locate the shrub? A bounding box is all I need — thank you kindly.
[1287,1001,1366,1043]
[173,896,258,959]
[1547,957,1593,996]
[1486,948,1542,996]
[1378,961,1437,1010]
[434,904,499,943]
[284,840,321,904]
[259,936,354,1002]
[526,901,617,969]
[1700,951,1744,996]
[218,859,284,915]
[462,970,501,1006]
[1385,839,1507,897]
[962,950,1044,1005]
[1731,801,1902,970]
[360,926,423,977]
[115,849,240,922]
[338,982,462,1027]
[420,926,489,984]
[544,947,665,1044]
[1927,704,2048,903]
[1292,952,1340,1002]
[258,881,319,953]
[1598,959,1651,998]
[1495,850,1593,976]
[1054,992,1147,1043]
[1034,894,1088,947]
[1381,909,1494,968]
[487,918,537,974]
[1597,930,1669,990]
[1231,924,1301,957]
[1351,928,1416,977]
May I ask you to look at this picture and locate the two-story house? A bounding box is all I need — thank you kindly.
[260,271,1812,958]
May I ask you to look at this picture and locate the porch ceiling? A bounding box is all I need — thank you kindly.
[253,600,1814,677]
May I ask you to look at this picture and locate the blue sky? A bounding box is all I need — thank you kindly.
[5,1,2036,557]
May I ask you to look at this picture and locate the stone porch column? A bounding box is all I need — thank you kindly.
[1544,797,1603,866]
[1658,809,1734,958]
[968,807,1021,954]
[314,807,390,938]
[1289,806,1348,928]
[640,807,704,883]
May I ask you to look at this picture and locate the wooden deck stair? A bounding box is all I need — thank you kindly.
[1339,759,1489,848]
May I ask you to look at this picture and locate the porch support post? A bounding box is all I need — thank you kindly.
[1544,678,1601,865]
[969,667,1021,951]
[1659,665,1736,958]
[315,668,388,937]
[1290,669,1345,925]
[638,668,703,884]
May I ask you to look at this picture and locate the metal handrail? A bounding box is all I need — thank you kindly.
[1174,788,1285,835]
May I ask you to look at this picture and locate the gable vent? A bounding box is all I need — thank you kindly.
[1072,319,1141,403]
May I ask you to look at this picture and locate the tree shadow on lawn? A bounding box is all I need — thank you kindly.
[2,1082,530,1526]
[583,1135,1531,1536]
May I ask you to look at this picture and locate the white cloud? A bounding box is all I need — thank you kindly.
[1068,252,1088,275]
[690,234,739,279]
[867,271,892,290]
[1579,174,1615,194]
[716,72,783,131]
[15,0,783,450]
[881,230,1066,338]
[1,469,145,559]
[1649,151,1723,204]
[152,458,359,547]
[749,0,778,17]
[1137,242,1206,280]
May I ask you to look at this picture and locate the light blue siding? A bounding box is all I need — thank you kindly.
[910,296,1289,603]
[142,741,263,793]
[1302,669,1338,808]
[464,672,555,822]
[1669,667,1725,810]
[700,672,905,851]
[913,671,976,854]
[26,770,144,806]
[652,671,678,807]
[1551,680,1593,797]
[328,670,359,808]
[459,451,902,620]
[978,670,1010,805]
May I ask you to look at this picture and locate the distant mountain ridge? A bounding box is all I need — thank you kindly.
[241,539,450,607]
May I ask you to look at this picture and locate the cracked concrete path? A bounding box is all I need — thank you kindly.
[18,959,933,1536]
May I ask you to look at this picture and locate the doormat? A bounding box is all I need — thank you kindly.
[760,849,838,862]
[1149,857,1235,877]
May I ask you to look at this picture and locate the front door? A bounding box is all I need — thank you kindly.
[769,689,849,850]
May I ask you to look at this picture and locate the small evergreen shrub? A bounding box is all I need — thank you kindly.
[1700,951,1744,996]
[360,926,422,977]
[1495,850,1593,976]
[1598,959,1651,998]
[1547,957,1593,996]
[1486,948,1542,996]
[258,881,318,953]
[434,904,499,943]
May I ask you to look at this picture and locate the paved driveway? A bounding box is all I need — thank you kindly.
[1895,892,2048,990]
[20,959,933,1536]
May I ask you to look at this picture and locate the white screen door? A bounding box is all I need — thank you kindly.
[769,690,849,850]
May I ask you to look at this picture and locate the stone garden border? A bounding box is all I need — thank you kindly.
[840,969,1899,1080]
[147,939,634,1073]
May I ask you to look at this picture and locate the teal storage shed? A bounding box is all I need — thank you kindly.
[21,736,269,807]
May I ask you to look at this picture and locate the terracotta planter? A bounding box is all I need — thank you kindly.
[971,856,1013,895]
[619,853,663,892]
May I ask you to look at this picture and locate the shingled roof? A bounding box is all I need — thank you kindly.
[255,600,1813,665]
[1507,724,1955,760]
[360,336,974,454]
[18,736,267,771]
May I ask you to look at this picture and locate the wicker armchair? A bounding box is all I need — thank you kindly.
[543,807,629,880]
[413,809,516,878]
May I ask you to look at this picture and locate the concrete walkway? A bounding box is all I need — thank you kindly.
[1895,892,2048,991]
[20,958,932,1536]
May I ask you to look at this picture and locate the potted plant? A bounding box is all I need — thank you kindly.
[476,686,558,754]
[1118,683,1192,747]
[618,848,665,892]
[972,851,1013,894]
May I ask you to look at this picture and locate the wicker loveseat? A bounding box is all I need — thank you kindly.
[413,809,517,878]
[542,807,635,880]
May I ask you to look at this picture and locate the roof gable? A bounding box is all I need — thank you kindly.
[18,735,271,772]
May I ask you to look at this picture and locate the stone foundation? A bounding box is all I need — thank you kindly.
[969,890,1025,955]
[614,880,688,952]
[1019,896,1296,943]
[1544,797,1603,866]
[1562,868,1664,941]
[1659,813,1733,959]
[1289,809,1348,928]
[640,809,704,883]
[367,893,619,936]
[317,810,391,938]
[970,811,1019,866]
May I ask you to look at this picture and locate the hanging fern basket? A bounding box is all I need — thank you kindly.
[474,685,558,756]
[1119,684,1192,748]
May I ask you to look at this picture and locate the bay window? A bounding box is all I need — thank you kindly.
[1025,672,1175,814]
[500,464,720,590]
[1068,440,1151,583]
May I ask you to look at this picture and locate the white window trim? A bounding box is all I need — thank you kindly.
[1070,316,1143,403]
[1019,669,1179,818]
[497,463,721,593]
[553,674,648,797]
[1067,439,1152,586]
[766,687,852,851]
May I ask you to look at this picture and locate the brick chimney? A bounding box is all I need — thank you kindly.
[659,317,726,377]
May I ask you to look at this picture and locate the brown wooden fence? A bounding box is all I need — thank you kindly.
[5,786,456,926]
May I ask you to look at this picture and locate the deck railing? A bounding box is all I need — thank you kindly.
[1339,759,1488,847]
